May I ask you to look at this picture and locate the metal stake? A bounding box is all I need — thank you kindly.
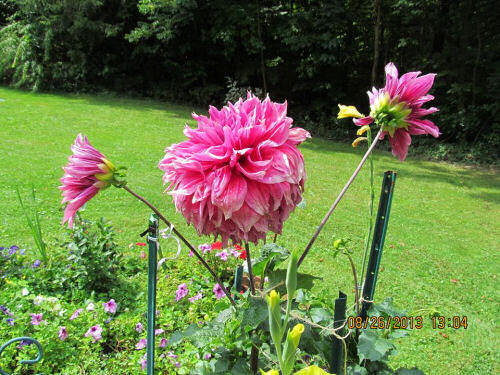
[146,214,159,375]
[360,171,396,318]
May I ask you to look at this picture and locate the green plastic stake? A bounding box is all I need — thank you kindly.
[360,171,396,318]
[0,337,43,375]
[146,213,159,375]
[330,291,347,374]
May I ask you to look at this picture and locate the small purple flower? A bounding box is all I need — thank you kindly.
[155,310,160,316]
[155,328,164,336]
[6,318,14,326]
[188,250,194,257]
[188,292,203,303]
[136,338,147,350]
[230,248,240,257]
[0,305,13,316]
[198,243,211,254]
[84,324,103,342]
[159,338,167,348]
[215,250,228,261]
[70,308,83,320]
[59,326,68,341]
[213,283,225,300]
[168,351,178,359]
[175,283,189,301]
[105,317,113,324]
[203,353,212,360]
[136,322,144,333]
[175,362,181,368]
[31,313,43,326]
[140,353,147,370]
[19,248,26,255]
[32,260,41,268]
[103,299,117,314]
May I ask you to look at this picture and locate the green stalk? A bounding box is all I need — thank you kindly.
[360,128,375,291]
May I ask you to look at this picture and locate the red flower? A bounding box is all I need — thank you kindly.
[211,242,222,250]
[234,244,243,251]
[136,242,147,247]
[239,250,247,260]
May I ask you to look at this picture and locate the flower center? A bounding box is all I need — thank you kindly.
[370,92,411,136]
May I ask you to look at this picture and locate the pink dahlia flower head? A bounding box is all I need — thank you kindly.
[354,62,439,161]
[59,134,122,228]
[159,93,311,245]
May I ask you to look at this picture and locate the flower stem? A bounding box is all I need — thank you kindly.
[123,185,236,308]
[297,128,383,268]
[245,242,256,294]
[360,128,375,290]
[344,251,360,316]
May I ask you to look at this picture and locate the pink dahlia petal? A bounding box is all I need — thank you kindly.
[400,73,436,104]
[389,129,412,161]
[406,119,440,138]
[159,94,309,244]
[353,116,374,127]
[288,127,312,144]
[60,134,115,228]
[384,62,399,97]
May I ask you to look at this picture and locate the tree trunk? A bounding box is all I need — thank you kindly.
[256,0,267,94]
[371,0,382,86]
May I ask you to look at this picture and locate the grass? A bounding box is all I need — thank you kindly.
[1,87,499,374]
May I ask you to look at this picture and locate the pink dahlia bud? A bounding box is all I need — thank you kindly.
[59,134,126,227]
[353,62,439,161]
[159,93,310,244]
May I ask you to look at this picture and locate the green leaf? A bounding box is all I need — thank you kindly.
[309,307,332,324]
[357,329,396,363]
[241,296,268,330]
[269,269,321,293]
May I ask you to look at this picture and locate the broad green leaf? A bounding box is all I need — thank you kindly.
[357,329,395,363]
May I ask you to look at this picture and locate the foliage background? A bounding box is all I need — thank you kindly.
[0,0,498,163]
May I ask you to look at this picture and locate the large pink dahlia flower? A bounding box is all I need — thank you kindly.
[354,62,440,161]
[59,134,117,228]
[159,94,311,245]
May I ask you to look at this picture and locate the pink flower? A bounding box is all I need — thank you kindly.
[103,299,117,314]
[59,134,120,228]
[155,328,165,336]
[353,62,439,161]
[58,326,68,341]
[136,338,147,350]
[198,244,211,253]
[203,353,212,360]
[175,283,189,301]
[188,250,194,257]
[159,94,310,245]
[140,353,147,370]
[31,313,42,326]
[213,283,225,300]
[84,324,103,342]
[188,292,203,303]
[69,308,83,320]
[159,338,167,348]
[215,250,228,261]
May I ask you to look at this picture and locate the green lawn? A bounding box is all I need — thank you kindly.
[1,87,499,374]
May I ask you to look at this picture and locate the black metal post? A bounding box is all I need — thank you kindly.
[360,171,397,318]
[330,291,347,374]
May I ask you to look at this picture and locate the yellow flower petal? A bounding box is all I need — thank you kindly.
[356,125,371,136]
[338,104,364,119]
[295,365,333,375]
[352,137,367,148]
[290,323,305,348]
[260,369,279,375]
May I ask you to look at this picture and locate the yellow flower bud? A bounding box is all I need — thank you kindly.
[289,323,305,348]
[260,370,280,375]
[294,365,333,375]
[356,125,371,136]
[337,104,364,119]
[352,137,367,148]
[267,290,283,353]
